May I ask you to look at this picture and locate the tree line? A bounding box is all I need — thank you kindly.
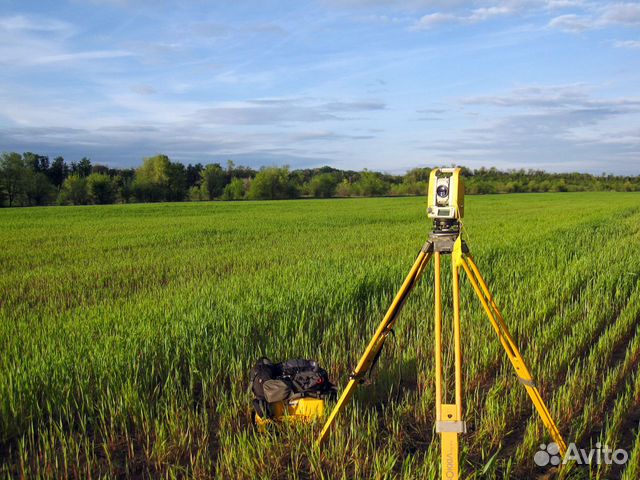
[0,151,639,207]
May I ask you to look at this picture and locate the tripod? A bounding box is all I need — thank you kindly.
[316,226,567,479]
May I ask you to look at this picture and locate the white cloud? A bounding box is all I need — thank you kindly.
[545,0,585,9]
[468,6,512,22]
[412,12,458,29]
[601,3,640,25]
[0,14,72,34]
[461,84,640,111]
[408,1,640,32]
[549,2,640,32]
[0,13,134,68]
[357,13,407,24]
[420,83,640,173]
[548,13,594,31]
[130,84,156,95]
[412,6,513,30]
[323,0,472,9]
[27,50,134,66]
[194,98,386,125]
[613,39,640,48]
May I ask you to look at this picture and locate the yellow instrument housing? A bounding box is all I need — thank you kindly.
[427,168,464,220]
[255,397,325,427]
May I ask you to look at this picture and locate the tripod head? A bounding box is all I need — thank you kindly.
[432,217,460,234]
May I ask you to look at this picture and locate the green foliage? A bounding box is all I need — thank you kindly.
[23,152,49,173]
[388,181,428,196]
[355,170,388,196]
[248,166,299,200]
[189,185,205,201]
[25,171,56,206]
[59,175,89,205]
[131,155,187,202]
[48,156,68,188]
[87,173,116,204]
[166,161,187,201]
[404,167,431,183]
[114,174,134,203]
[186,163,204,189]
[468,181,497,195]
[2,150,640,208]
[0,152,28,207]
[136,155,170,184]
[308,173,338,198]
[335,179,355,197]
[200,163,226,200]
[75,157,92,177]
[221,177,245,200]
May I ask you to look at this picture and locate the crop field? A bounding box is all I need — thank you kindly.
[1,192,640,479]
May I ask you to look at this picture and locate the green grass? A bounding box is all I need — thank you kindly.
[1,192,640,479]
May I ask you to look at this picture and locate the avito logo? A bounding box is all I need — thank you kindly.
[534,442,628,466]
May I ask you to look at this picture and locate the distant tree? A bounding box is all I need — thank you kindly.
[59,175,89,205]
[23,152,49,173]
[137,155,169,184]
[200,163,226,200]
[114,174,134,203]
[538,180,552,192]
[474,181,496,194]
[189,185,206,201]
[404,167,431,184]
[77,157,92,177]
[503,181,523,194]
[48,156,68,188]
[133,155,171,202]
[166,161,187,201]
[226,160,235,176]
[25,171,55,205]
[308,173,338,198]
[87,173,116,204]
[248,167,298,200]
[396,181,427,196]
[0,152,29,206]
[230,164,257,179]
[91,164,110,175]
[186,163,203,189]
[221,177,245,200]
[355,171,388,196]
[335,179,354,197]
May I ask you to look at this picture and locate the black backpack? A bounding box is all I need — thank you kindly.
[250,357,336,419]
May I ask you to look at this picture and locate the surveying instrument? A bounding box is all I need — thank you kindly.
[316,168,567,478]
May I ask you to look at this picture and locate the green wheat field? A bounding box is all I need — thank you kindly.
[1,192,640,479]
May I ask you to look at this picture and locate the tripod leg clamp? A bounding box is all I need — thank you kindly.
[518,376,535,387]
[349,371,367,384]
[436,421,467,433]
[421,240,434,253]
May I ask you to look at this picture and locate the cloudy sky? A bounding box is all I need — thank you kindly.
[0,1,639,173]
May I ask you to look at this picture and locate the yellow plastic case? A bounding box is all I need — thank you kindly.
[255,397,325,427]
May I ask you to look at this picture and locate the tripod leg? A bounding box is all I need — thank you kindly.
[434,251,465,480]
[434,252,442,421]
[452,250,463,420]
[460,254,567,454]
[316,242,433,446]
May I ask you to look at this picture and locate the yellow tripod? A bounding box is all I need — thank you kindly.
[316,230,567,478]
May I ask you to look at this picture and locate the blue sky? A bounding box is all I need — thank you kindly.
[0,1,638,174]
